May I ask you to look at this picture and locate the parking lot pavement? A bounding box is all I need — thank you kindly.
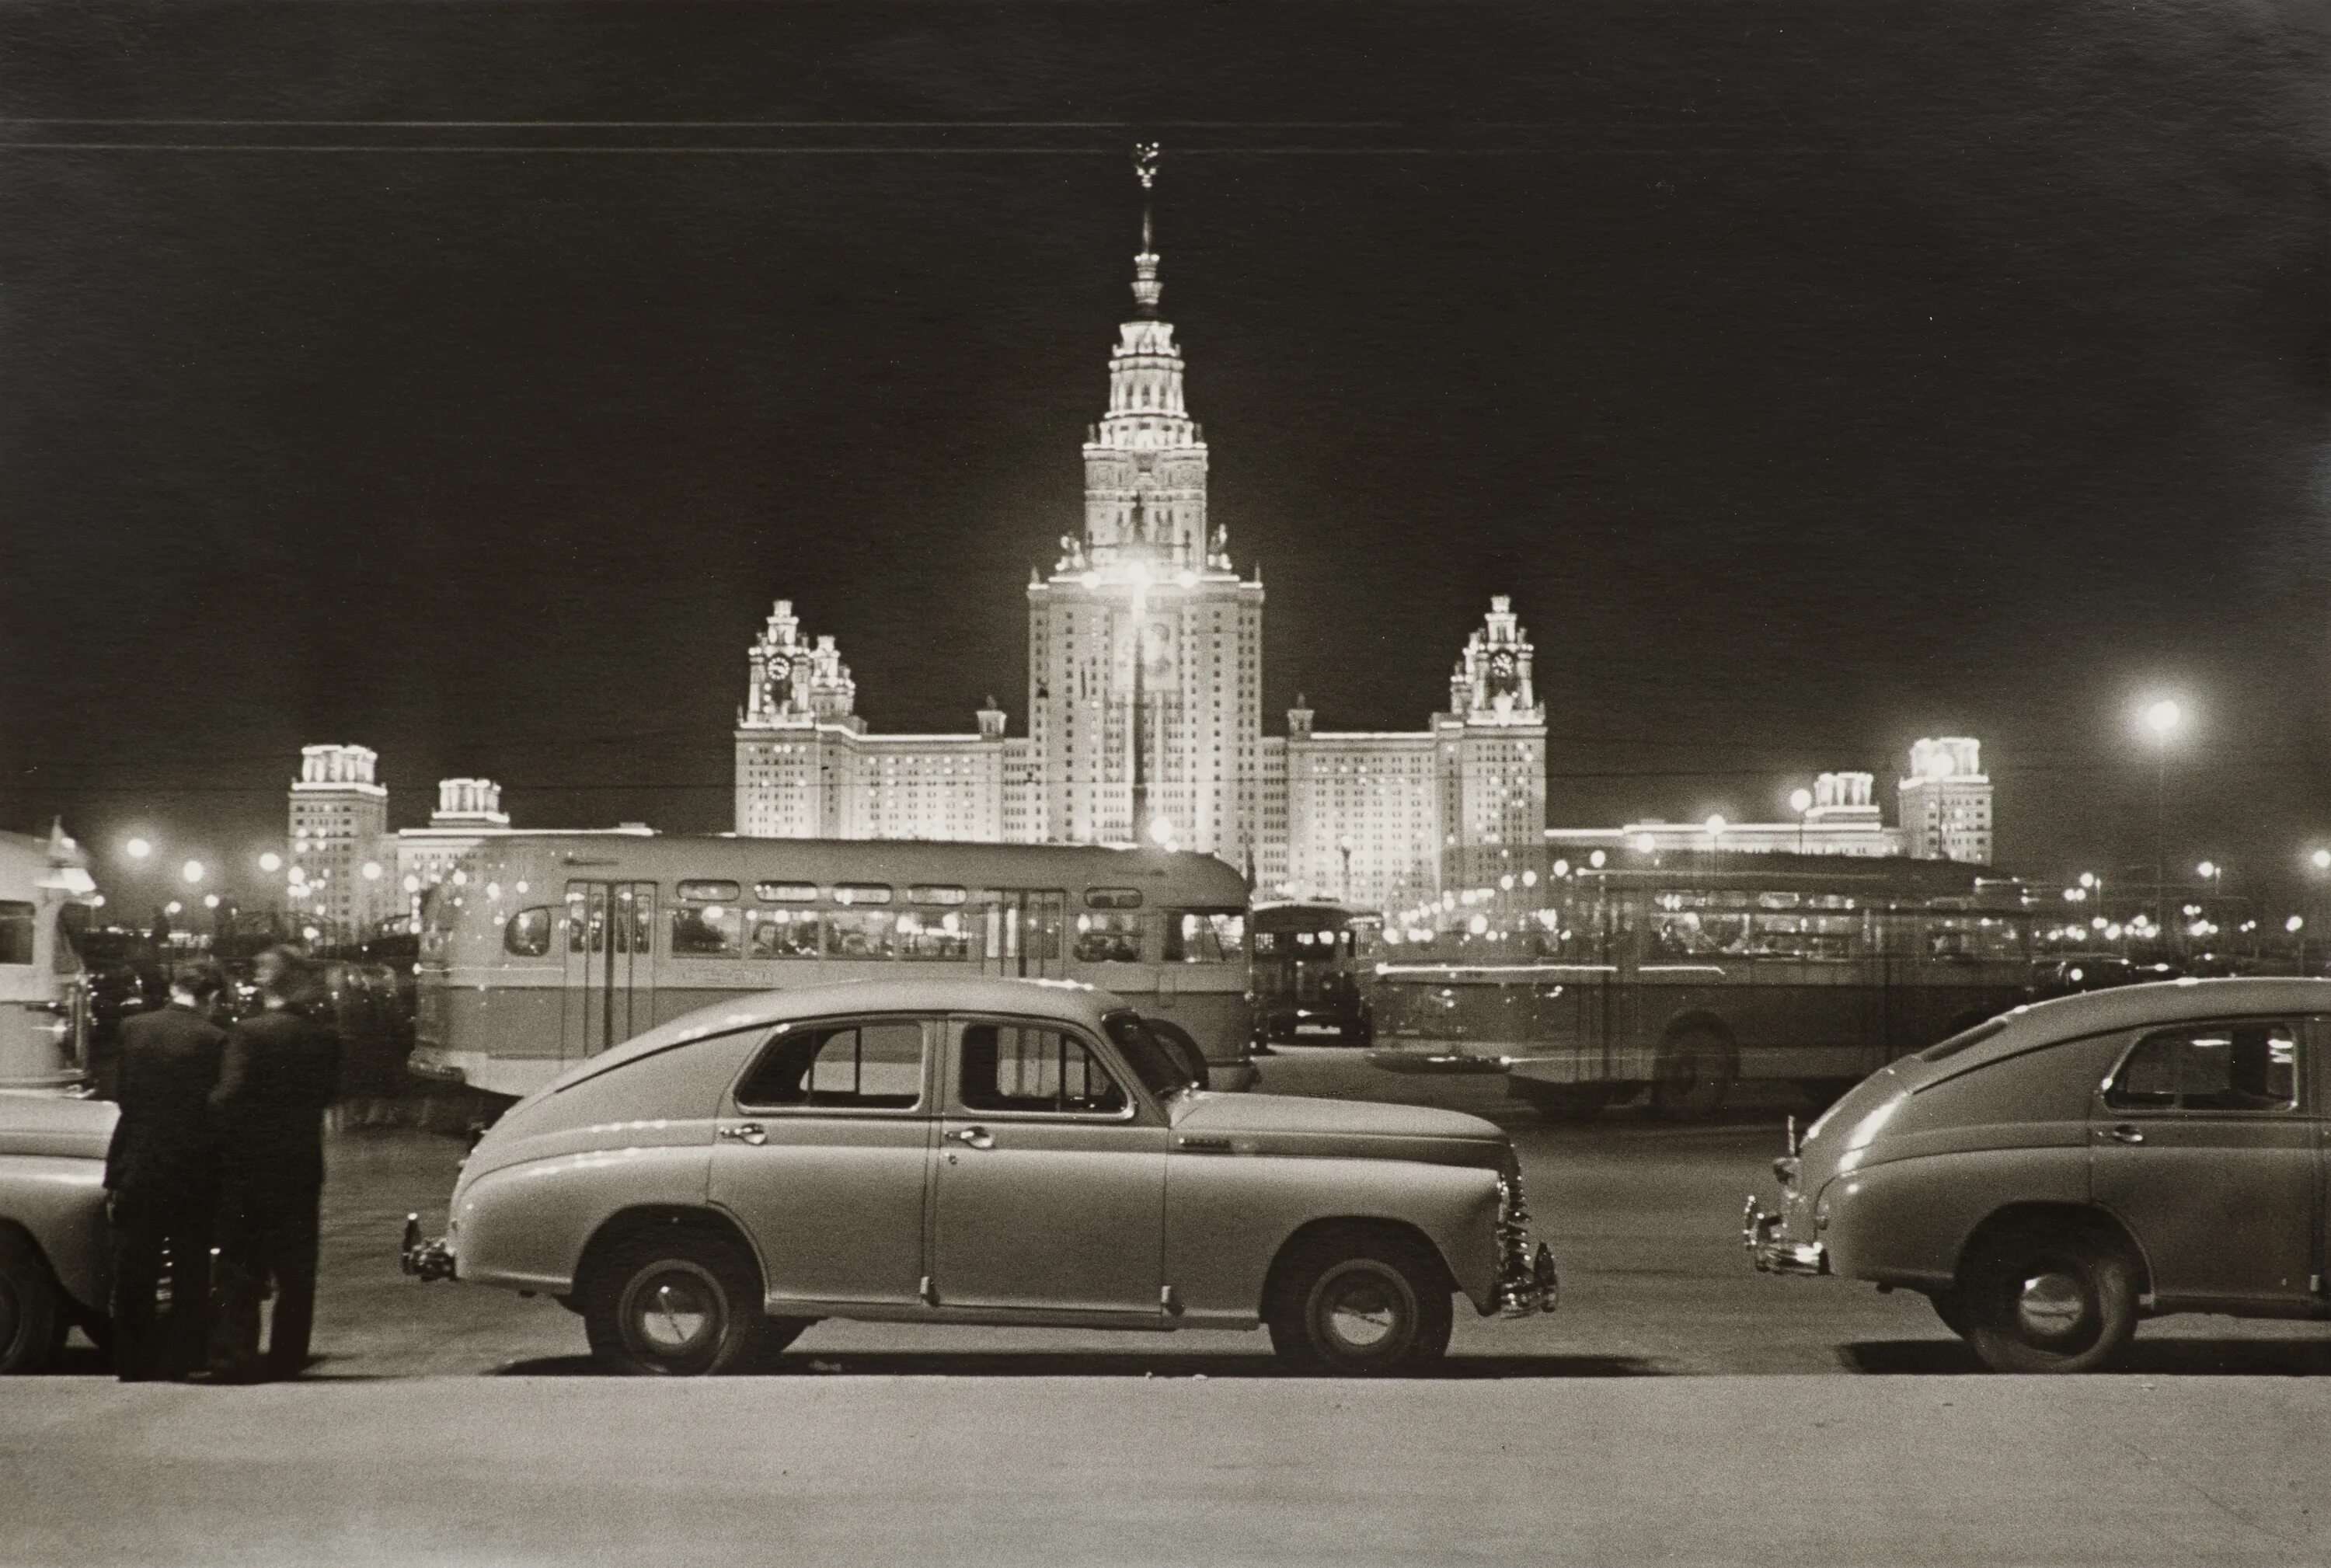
[42,1050,2327,1380]
[4,1374,2327,1566]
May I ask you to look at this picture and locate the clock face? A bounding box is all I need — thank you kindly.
[767,655,793,684]
[1487,650,1518,694]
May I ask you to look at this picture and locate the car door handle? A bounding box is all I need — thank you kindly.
[945,1126,994,1149]
[719,1122,767,1146]
[2105,1124,2145,1145]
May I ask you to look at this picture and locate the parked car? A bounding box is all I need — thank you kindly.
[1744,977,2331,1371]
[0,1090,114,1371]
[405,976,1557,1375]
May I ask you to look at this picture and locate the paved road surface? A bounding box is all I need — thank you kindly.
[5,1376,2326,1566]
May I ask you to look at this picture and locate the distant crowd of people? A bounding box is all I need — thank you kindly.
[103,947,342,1382]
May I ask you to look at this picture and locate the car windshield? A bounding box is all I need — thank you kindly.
[1103,1009,1196,1098]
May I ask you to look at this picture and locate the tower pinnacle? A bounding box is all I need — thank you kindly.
[1131,141,1162,318]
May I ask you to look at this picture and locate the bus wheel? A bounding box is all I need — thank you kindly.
[1514,1082,1611,1124]
[1650,1027,1736,1121]
[584,1230,774,1376]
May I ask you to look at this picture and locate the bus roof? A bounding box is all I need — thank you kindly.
[1570,852,2030,902]
[461,834,1249,897]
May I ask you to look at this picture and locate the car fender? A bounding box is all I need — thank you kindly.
[0,1155,110,1315]
[1823,1145,2089,1289]
[1164,1154,1503,1322]
[454,1141,715,1294]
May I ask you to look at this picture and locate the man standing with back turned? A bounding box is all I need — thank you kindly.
[207,946,341,1381]
[103,960,228,1381]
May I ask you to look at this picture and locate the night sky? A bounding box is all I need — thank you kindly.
[2,2,2325,907]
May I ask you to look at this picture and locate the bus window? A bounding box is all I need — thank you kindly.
[747,909,824,958]
[1074,911,1141,963]
[755,881,819,904]
[677,880,740,904]
[911,885,969,907]
[0,901,33,964]
[834,884,893,906]
[671,904,741,958]
[897,910,969,960]
[1085,887,1144,909]
[56,901,91,972]
[827,909,898,960]
[503,907,553,957]
[1166,909,1246,964]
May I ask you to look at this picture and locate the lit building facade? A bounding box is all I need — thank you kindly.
[394,777,514,900]
[1548,771,1907,860]
[1898,737,1995,864]
[732,156,1541,909]
[286,744,392,937]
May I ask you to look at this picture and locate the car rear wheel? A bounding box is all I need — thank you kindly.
[1928,1286,1973,1340]
[0,1233,66,1375]
[1650,1027,1736,1121]
[584,1230,800,1376]
[1266,1228,1452,1375]
[1960,1222,2138,1373]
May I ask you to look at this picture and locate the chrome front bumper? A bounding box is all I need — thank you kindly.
[1494,1171,1560,1316]
[400,1214,455,1282]
[1742,1196,1828,1277]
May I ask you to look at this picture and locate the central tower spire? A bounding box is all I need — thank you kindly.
[1131,140,1162,318]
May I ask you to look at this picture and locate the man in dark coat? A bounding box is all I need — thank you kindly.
[103,960,228,1382]
[207,946,342,1381]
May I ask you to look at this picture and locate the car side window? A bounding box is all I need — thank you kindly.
[958,1022,1127,1116]
[2105,1020,2300,1113]
[737,1019,926,1111]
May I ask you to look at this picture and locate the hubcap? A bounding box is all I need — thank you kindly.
[1315,1263,1409,1357]
[628,1267,720,1360]
[2015,1269,2090,1341]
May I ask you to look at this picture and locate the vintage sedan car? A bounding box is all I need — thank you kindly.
[405,975,1557,1374]
[0,1089,113,1372]
[1744,977,2331,1371]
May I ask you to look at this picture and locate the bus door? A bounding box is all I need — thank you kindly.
[563,880,658,1061]
[978,890,1068,980]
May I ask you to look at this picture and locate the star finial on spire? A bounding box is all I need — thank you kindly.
[1130,141,1164,317]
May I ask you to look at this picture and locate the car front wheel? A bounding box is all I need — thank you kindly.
[0,1233,66,1375]
[584,1230,803,1376]
[1960,1222,2138,1374]
[1266,1228,1452,1375]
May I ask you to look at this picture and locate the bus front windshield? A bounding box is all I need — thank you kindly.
[1103,1010,1197,1099]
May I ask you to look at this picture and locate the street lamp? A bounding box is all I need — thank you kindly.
[180,859,205,887]
[1789,788,1813,855]
[1339,835,1355,904]
[259,851,283,874]
[124,837,153,862]
[2139,696,2183,930]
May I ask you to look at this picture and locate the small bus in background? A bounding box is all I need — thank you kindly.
[1368,854,2041,1122]
[1250,902,1375,1044]
[0,828,96,1089]
[410,834,1254,1103]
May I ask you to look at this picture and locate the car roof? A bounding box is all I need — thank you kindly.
[1942,977,2331,1071]
[542,976,1131,1094]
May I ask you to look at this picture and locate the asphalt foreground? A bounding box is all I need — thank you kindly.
[6,1050,2330,1566]
[4,1377,2327,1566]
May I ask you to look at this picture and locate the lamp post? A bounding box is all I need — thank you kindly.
[1789,788,1813,855]
[2141,698,2182,931]
[1339,836,1355,905]
[2305,848,2331,974]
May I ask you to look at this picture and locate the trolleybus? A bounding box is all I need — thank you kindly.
[0,828,95,1089]
[1250,901,1375,1044]
[1368,853,2042,1121]
[411,834,1255,1102]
